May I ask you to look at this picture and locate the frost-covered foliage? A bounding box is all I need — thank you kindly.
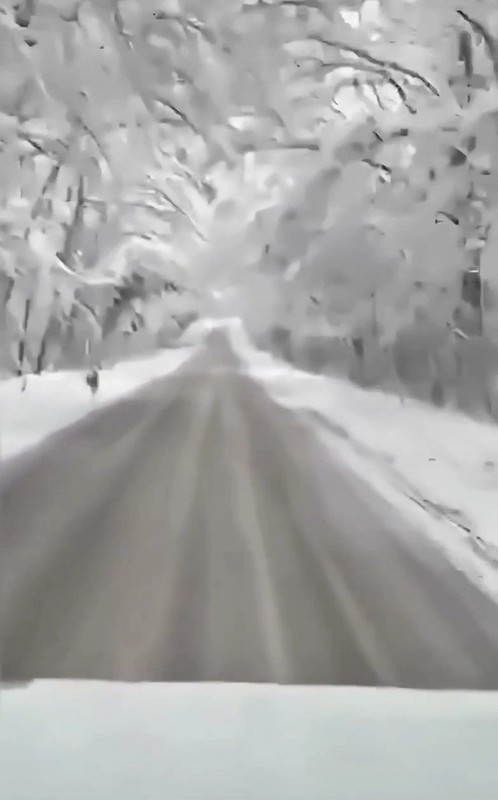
[2,0,498,416]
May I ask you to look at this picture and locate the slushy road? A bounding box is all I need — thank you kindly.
[2,334,498,688]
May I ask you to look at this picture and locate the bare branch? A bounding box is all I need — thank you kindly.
[436,211,460,226]
[241,140,320,153]
[386,76,416,114]
[362,158,391,174]
[312,36,439,95]
[246,0,328,18]
[29,163,61,223]
[59,175,85,268]
[457,9,498,81]
[153,96,197,132]
[144,181,207,241]
[365,81,385,110]
[111,0,133,49]
[14,0,35,29]
[152,11,215,43]
[18,297,31,375]
[125,201,177,218]
[72,114,110,166]
[19,135,47,156]
[308,57,417,113]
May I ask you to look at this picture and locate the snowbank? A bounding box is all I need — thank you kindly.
[0,347,193,459]
[253,361,498,599]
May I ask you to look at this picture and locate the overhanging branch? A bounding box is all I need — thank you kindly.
[457,9,498,81]
[312,36,440,95]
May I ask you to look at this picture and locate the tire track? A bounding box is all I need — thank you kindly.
[237,376,391,686]
[1,370,212,680]
[3,337,498,687]
[244,375,498,688]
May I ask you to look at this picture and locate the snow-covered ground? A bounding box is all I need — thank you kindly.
[2,680,498,800]
[256,364,498,599]
[3,324,498,797]
[0,347,193,459]
[2,320,498,598]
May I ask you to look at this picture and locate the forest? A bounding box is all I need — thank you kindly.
[1,0,498,417]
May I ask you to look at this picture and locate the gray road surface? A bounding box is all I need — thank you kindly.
[2,334,498,688]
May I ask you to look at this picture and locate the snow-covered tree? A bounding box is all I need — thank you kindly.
[2,0,498,416]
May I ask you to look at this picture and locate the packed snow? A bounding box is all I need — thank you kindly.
[2,321,497,600]
[3,324,498,797]
[255,359,498,601]
[3,4,498,794]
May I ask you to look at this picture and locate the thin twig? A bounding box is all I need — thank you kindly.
[457,9,498,81]
[154,96,197,132]
[59,175,85,268]
[312,36,439,95]
[386,76,416,114]
[145,181,207,241]
[362,158,391,174]
[152,12,215,43]
[241,140,320,153]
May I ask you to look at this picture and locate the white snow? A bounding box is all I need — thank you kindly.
[2,680,498,800]
[217,322,498,598]
[3,324,498,797]
[0,347,193,459]
[252,362,498,601]
[260,370,498,596]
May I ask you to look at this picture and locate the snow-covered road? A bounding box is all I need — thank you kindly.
[2,331,498,688]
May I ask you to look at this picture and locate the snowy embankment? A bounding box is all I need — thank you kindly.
[3,323,498,798]
[251,353,498,601]
[0,347,194,459]
[1,320,498,598]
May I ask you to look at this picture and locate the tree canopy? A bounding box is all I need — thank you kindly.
[2,0,498,412]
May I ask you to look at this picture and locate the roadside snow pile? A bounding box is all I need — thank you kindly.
[254,361,498,598]
[0,319,247,460]
[0,347,193,459]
